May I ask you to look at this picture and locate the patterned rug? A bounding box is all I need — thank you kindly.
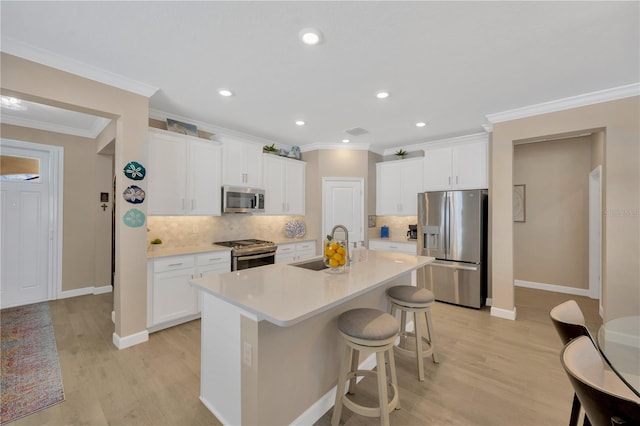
[1,302,65,424]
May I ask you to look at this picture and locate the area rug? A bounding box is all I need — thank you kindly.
[1,302,65,424]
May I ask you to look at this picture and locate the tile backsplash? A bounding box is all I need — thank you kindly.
[147,215,310,247]
[367,216,418,241]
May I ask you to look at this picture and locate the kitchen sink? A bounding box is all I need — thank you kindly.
[290,258,328,271]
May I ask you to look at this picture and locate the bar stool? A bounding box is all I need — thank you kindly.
[331,308,400,426]
[386,285,439,381]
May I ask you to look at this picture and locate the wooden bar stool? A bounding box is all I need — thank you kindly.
[331,308,400,426]
[386,285,439,381]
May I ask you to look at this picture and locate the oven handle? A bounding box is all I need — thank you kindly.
[236,252,276,261]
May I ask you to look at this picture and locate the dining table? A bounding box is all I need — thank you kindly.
[596,315,640,397]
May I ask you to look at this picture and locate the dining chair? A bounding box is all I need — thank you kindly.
[550,299,593,426]
[561,336,640,426]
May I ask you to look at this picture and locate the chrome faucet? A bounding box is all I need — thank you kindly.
[330,224,350,266]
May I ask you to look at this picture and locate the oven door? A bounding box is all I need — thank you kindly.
[233,251,276,271]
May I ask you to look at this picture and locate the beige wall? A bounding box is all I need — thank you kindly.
[2,53,150,339]
[491,96,639,320]
[513,136,592,289]
[1,123,113,292]
[304,149,371,253]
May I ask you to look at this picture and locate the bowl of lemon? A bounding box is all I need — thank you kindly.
[323,239,348,273]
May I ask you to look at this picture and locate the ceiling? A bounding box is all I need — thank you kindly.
[1,1,638,152]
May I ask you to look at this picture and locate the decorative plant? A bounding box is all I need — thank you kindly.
[395,149,408,157]
[150,238,163,245]
[263,143,278,153]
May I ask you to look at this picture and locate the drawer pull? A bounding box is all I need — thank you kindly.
[168,263,183,267]
[208,257,222,261]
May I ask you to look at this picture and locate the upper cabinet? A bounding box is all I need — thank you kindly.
[147,128,222,216]
[376,157,424,216]
[263,155,306,215]
[423,139,488,191]
[221,139,263,187]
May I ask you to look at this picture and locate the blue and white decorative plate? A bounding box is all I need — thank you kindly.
[123,161,146,180]
[284,219,306,238]
[123,208,146,228]
[123,185,145,204]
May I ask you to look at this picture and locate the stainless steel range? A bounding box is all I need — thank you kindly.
[214,239,277,271]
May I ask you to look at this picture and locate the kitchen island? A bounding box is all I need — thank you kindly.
[190,251,434,425]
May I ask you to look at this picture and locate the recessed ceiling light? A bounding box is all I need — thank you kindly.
[299,28,323,46]
[218,89,233,97]
[295,120,305,126]
[416,122,427,127]
[376,91,390,99]
[342,139,350,143]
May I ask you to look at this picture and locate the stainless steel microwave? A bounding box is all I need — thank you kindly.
[222,186,265,214]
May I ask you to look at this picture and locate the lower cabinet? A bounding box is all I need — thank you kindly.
[368,239,417,255]
[275,240,316,263]
[148,250,230,332]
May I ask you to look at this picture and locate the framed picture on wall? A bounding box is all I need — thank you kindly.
[513,184,526,222]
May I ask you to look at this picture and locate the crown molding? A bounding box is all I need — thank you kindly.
[300,142,371,152]
[486,82,640,124]
[149,108,283,147]
[1,114,110,139]
[386,132,488,155]
[1,37,159,98]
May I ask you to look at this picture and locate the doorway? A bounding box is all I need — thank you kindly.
[589,165,603,317]
[321,177,364,242]
[1,139,63,308]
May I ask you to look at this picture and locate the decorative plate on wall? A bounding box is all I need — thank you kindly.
[123,185,145,204]
[123,161,146,180]
[123,208,145,228]
[284,219,306,238]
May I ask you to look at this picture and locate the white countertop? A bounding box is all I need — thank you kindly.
[147,244,231,259]
[190,251,434,327]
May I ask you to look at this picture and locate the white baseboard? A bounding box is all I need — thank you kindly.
[486,297,493,306]
[514,280,591,297]
[200,396,234,426]
[291,353,376,425]
[491,306,517,320]
[112,330,148,350]
[60,284,112,299]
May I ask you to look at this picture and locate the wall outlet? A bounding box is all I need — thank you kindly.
[242,342,252,367]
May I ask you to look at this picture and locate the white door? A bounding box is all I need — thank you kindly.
[1,144,51,308]
[322,178,364,243]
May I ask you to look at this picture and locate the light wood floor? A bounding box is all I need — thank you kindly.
[10,287,600,426]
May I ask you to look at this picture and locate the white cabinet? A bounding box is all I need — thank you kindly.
[275,240,316,263]
[221,139,263,187]
[147,128,222,216]
[423,139,487,191]
[376,158,424,216]
[368,239,417,255]
[263,155,306,215]
[147,250,230,331]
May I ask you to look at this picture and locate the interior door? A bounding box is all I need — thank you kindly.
[322,178,364,243]
[1,145,51,308]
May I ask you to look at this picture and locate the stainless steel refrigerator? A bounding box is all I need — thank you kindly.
[417,189,488,308]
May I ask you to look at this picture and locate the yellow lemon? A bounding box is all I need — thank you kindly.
[329,258,339,268]
[339,258,346,266]
[325,248,335,257]
[330,243,339,251]
[337,247,346,255]
[333,253,343,261]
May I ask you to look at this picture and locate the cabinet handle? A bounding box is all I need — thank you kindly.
[191,199,196,210]
[168,263,184,266]
[209,257,222,261]
[390,245,398,249]
[456,176,459,184]
[448,177,451,185]
[181,199,185,209]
